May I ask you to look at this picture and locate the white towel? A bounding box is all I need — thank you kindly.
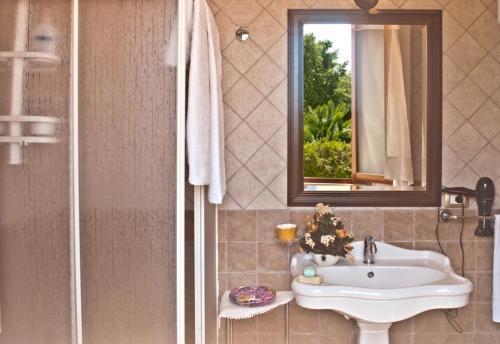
[165,0,193,67]
[187,0,226,204]
[493,214,500,322]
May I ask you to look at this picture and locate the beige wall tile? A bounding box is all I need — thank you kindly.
[227,243,258,271]
[383,209,415,241]
[227,210,258,241]
[258,209,290,241]
[259,306,286,333]
[258,242,289,271]
[415,209,439,240]
[289,305,320,334]
[414,305,474,333]
[351,209,384,241]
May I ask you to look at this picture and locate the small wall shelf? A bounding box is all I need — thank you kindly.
[0,115,62,164]
[0,51,62,70]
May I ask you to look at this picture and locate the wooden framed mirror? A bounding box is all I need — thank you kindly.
[288,10,442,207]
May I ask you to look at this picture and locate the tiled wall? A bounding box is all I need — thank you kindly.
[218,208,500,343]
[212,0,500,343]
[212,0,500,210]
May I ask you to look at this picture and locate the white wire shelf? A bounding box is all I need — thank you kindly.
[0,51,62,70]
[0,115,62,145]
[0,136,59,144]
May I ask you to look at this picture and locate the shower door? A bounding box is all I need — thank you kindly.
[78,0,182,342]
[0,0,74,343]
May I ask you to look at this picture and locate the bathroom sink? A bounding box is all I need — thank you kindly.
[290,241,473,344]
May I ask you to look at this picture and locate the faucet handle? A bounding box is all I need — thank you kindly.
[369,242,377,254]
[364,235,374,245]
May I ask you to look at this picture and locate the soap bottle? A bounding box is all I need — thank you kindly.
[32,19,58,55]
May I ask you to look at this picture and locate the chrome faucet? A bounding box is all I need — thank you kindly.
[363,235,377,264]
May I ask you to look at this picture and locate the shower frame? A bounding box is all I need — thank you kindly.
[67,0,194,343]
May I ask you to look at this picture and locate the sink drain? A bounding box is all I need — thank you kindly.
[367,271,375,278]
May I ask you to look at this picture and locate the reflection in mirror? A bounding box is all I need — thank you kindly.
[303,23,428,192]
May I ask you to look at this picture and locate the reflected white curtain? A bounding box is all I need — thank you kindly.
[384,25,414,188]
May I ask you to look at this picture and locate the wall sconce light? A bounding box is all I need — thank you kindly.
[355,0,379,13]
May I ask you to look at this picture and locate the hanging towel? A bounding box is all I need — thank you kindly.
[165,0,193,67]
[187,0,226,204]
[493,214,500,322]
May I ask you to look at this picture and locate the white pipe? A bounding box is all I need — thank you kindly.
[176,0,187,343]
[194,186,205,344]
[70,0,83,343]
[9,0,29,164]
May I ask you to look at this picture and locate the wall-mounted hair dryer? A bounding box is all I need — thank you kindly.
[441,177,495,237]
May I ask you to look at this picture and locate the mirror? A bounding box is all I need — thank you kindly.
[288,10,442,207]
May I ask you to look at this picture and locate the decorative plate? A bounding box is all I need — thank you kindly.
[229,286,276,307]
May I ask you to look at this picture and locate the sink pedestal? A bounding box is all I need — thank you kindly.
[356,321,391,344]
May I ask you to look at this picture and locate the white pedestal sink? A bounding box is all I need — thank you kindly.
[290,241,473,344]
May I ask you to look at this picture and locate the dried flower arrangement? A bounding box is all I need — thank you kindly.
[299,203,355,261]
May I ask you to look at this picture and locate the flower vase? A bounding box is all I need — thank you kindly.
[313,254,340,266]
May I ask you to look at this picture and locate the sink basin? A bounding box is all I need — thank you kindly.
[290,241,473,344]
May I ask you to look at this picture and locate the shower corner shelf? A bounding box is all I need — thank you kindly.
[0,115,62,149]
[0,51,62,69]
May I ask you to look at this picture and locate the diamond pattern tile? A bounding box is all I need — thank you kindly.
[267,34,287,72]
[491,87,500,108]
[469,55,500,96]
[443,100,466,139]
[225,77,264,118]
[219,0,263,27]
[302,0,318,6]
[448,165,479,189]
[376,0,399,9]
[226,122,264,163]
[470,100,500,140]
[492,133,500,151]
[470,144,500,180]
[442,143,466,183]
[443,54,465,95]
[225,149,243,179]
[491,43,500,63]
[223,40,264,74]
[215,11,238,50]
[222,59,241,94]
[310,0,353,8]
[447,121,488,162]
[218,0,500,210]
[437,0,453,6]
[224,104,242,138]
[443,10,465,51]
[246,55,286,96]
[247,188,285,209]
[447,33,487,73]
[268,169,287,205]
[249,11,285,52]
[256,0,275,7]
[267,0,308,27]
[227,167,266,208]
[220,194,242,210]
[247,144,286,185]
[268,79,287,115]
[246,100,285,140]
[446,0,487,28]
[402,0,442,9]
[447,78,487,118]
[469,10,500,51]
[267,124,287,160]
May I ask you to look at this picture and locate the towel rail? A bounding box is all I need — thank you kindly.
[439,209,497,222]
